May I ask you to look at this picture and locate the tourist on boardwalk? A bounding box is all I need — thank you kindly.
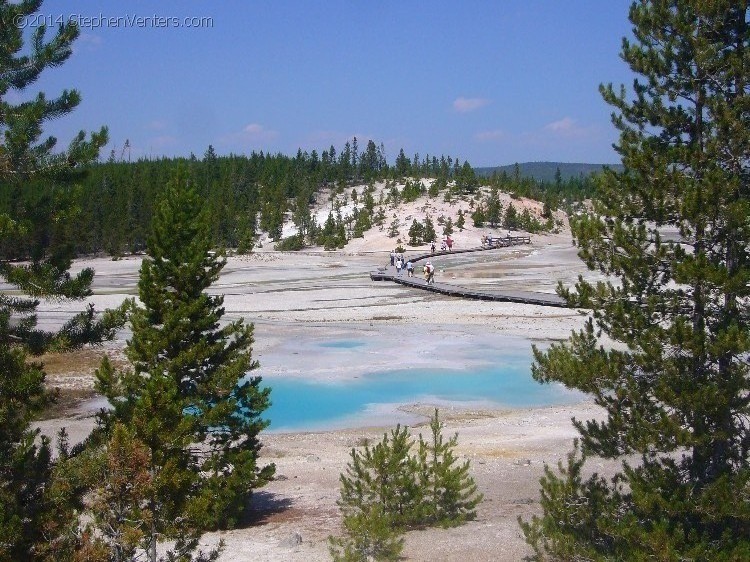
[424,261,435,285]
[406,260,414,277]
[446,236,453,251]
[440,240,447,252]
[390,250,396,266]
[395,256,403,277]
[431,241,435,254]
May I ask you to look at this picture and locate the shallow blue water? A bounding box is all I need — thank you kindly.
[261,341,581,432]
[317,340,366,349]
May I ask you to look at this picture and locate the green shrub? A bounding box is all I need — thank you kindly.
[274,234,305,251]
[329,411,482,558]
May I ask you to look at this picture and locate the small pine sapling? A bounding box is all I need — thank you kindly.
[328,504,404,562]
[417,409,482,527]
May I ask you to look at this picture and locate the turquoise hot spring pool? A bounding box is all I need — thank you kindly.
[259,338,581,432]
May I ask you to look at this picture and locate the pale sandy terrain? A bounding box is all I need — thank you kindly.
[31,184,612,561]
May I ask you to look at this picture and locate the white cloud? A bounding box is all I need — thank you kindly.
[243,123,263,135]
[149,135,177,149]
[220,123,279,148]
[146,119,168,131]
[508,118,604,161]
[72,33,103,54]
[474,129,505,142]
[240,123,279,141]
[80,33,103,46]
[453,97,490,113]
[543,117,589,137]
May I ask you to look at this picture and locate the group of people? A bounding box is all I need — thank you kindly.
[391,251,415,277]
[395,255,415,277]
[430,236,453,253]
[389,249,434,283]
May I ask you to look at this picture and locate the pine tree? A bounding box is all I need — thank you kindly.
[417,410,483,527]
[319,210,338,247]
[329,427,416,560]
[407,219,424,246]
[442,217,454,237]
[471,205,486,227]
[95,340,204,562]
[336,425,421,530]
[0,3,120,559]
[362,187,376,213]
[361,140,379,181]
[428,177,441,198]
[422,215,437,243]
[521,2,750,559]
[97,168,274,546]
[352,206,372,239]
[519,208,539,233]
[291,190,313,242]
[541,200,553,220]
[82,423,155,561]
[79,422,225,562]
[485,186,503,227]
[387,218,400,238]
[374,207,386,229]
[401,179,423,202]
[456,209,466,231]
[351,137,359,179]
[395,149,410,178]
[331,414,483,559]
[455,161,478,194]
[387,183,400,207]
[328,504,404,562]
[336,208,347,248]
[503,203,518,230]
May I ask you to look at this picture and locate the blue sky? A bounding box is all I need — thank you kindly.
[24,1,635,167]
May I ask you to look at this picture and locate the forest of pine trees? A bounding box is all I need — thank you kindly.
[0,139,593,260]
[0,142,493,258]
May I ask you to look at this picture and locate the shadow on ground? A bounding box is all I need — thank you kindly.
[243,491,296,526]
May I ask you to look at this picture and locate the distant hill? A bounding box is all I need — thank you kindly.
[475,162,622,182]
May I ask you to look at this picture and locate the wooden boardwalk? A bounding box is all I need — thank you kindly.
[370,239,568,308]
[403,235,532,264]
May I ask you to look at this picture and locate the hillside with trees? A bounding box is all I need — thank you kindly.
[475,161,622,182]
[0,146,587,260]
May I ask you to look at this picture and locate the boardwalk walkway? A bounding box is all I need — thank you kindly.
[370,238,568,308]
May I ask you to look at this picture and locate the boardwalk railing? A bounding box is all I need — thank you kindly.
[482,235,531,248]
[404,235,531,265]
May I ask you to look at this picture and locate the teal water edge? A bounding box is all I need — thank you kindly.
[317,340,366,349]
[260,341,581,432]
